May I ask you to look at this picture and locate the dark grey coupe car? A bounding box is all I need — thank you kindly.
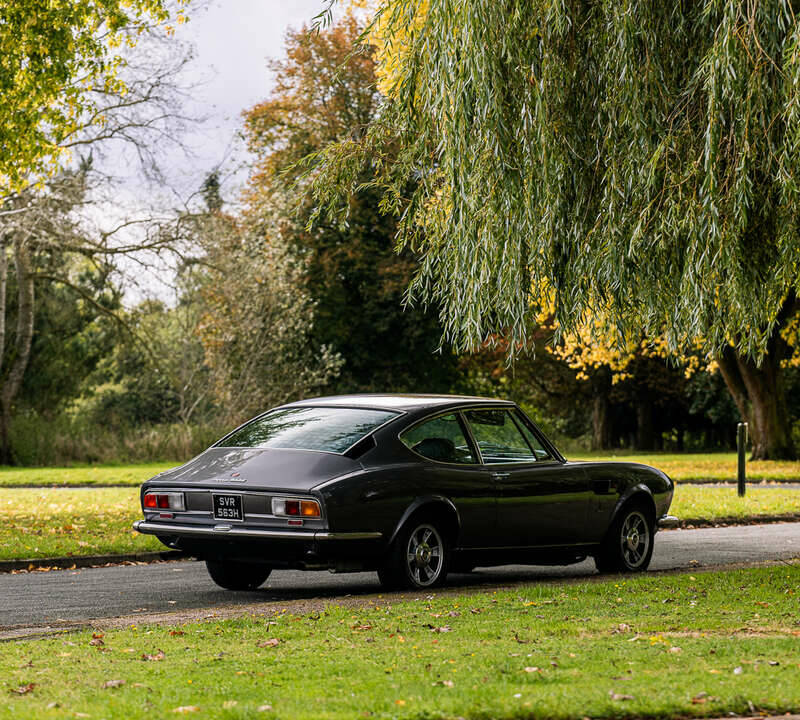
[134,394,676,590]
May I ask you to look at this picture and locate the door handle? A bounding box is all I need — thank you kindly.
[492,472,510,480]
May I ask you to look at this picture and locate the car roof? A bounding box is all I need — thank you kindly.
[284,394,515,412]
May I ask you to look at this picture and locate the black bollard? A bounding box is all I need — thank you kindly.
[737,422,747,497]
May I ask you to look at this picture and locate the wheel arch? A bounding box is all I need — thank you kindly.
[611,484,657,528]
[388,496,461,547]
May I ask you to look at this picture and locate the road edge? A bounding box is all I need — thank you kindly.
[2,514,799,574]
[0,550,188,573]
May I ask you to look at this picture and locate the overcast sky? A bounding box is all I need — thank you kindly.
[164,0,331,202]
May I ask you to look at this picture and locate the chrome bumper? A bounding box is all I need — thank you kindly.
[133,520,382,541]
[657,515,679,529]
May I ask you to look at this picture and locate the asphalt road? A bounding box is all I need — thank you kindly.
[1,522,798,630]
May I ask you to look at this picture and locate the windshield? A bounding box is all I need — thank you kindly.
[217,406,400,453]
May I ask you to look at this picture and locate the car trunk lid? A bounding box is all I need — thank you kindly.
[146,447,360,492]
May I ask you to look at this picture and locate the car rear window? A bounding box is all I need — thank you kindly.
[218,406,400,454]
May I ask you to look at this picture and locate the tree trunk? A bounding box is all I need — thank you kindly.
[635,397,655,450]
[0,238,35,465]
[715,297,797,460]
[590,369,613,450]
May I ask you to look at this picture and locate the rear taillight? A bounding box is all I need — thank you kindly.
[143,492,185,511]
[271,497,321,519]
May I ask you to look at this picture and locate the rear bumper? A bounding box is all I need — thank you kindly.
[133,520,384,570]
[133,520,381,542]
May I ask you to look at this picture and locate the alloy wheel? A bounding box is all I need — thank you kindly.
[405,523,444,587]
[619,510,650,569]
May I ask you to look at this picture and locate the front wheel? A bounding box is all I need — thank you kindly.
[594,504,654,574]
[378,520,450,590]
[206,559,272,591]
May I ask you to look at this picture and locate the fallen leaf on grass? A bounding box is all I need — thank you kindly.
[609,691,635,701]
[257,704,273,712]
[173,707,200,714]
[257,639,281,648]
[691,692,720,704]
[169,630,185,637]
[9,683,34,695]
[524,667,542,673]
[223,700,238,709]
[668,646,682,654]
[89,633,104,647]
[102,680,125,689]
[423,624,451,633]
[142,650,165,662]
[395,700,406,706]
[513,633,531,644]
[432,680,454,688]
[352,625,372,631]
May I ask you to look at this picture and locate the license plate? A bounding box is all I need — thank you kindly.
[213,494,243,521]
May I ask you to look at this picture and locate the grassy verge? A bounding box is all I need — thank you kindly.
[1,454,799,489]
[0,488,160,561]
[571,451,800,483]
[2,564,800,719]
[0,462,176,488]
[672,485,800,523]
[0,485,798,564]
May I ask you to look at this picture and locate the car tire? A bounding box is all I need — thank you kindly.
[205,559,272,591]
[594,502,655,574]
[378,518,450,590]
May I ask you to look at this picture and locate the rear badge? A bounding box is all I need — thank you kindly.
[214,474,246,483]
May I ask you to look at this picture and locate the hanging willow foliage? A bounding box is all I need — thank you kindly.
[305,0,800,359]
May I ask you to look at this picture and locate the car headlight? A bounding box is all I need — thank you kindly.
[271,497,321,518]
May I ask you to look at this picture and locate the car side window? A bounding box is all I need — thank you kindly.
[464,409,537,464]
[513,411,552,460]
[400,414,477,464]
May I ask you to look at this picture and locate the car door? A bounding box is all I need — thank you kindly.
[399,412,497,548]
[462,408,591,547]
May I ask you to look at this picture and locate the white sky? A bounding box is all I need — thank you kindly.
[170,0,331,201]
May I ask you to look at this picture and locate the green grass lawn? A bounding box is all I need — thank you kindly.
[0,488,161,561]
[1,564,799,719]
[0,485,798,563]
[0,454,798,489]
[0,462,176,488]
[571,451,800,483]
[671,484,800,523]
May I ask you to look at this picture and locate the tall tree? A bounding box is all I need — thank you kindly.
[244,15,459,394]
[0,0,187,194]
[309,0,800,458]
[194,210,342,425]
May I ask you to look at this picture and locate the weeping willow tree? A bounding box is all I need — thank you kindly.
[307,0,800,458]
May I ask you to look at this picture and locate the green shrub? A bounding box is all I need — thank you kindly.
[8,412,223,466]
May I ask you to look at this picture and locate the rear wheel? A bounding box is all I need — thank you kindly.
[594,503,654,574]
[205,559,272,591]
[378,519,450,590]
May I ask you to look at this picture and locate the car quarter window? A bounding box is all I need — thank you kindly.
[513,411,552,460]
[400,413,477,464]
[463,409,538,464]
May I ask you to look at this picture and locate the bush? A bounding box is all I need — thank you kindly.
[8,411,223,466]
